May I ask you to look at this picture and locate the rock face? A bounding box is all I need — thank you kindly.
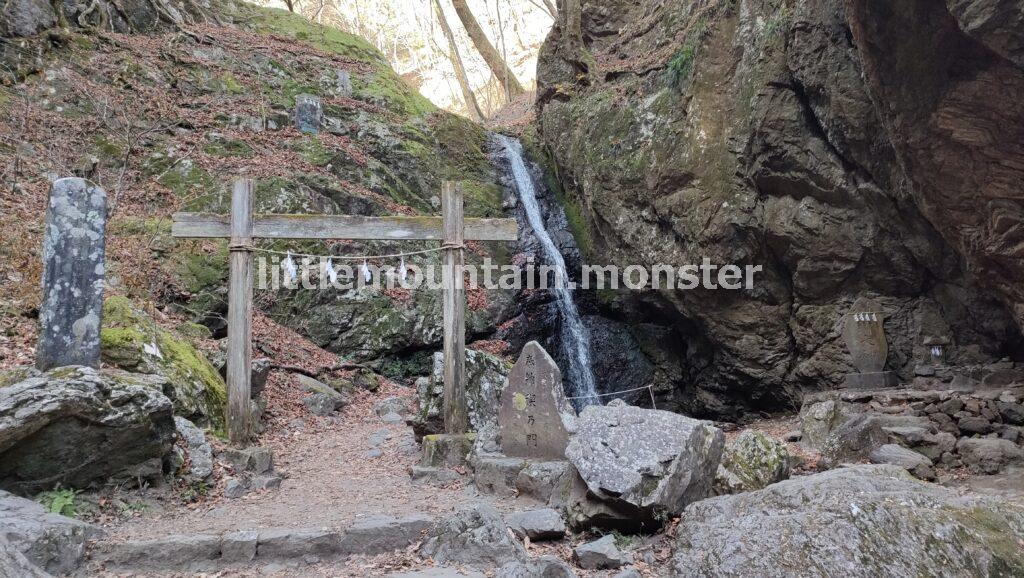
[0,489,103,575]
[715,430,791,493]
[0,366,176,494]
[100,296,226,427]
[565,400,724,520]
[413,349,511,444]
[537,0,1024,418]
[672,464,1024,577]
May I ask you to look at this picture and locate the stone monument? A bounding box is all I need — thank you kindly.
[36,178,107,371]
[497,341,574,459]
[294,93,322,134]
[842,297,898,389]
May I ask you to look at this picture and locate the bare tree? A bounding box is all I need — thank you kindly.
[449,0,524,100]
[433,0,485,121]
[282,0,298,12]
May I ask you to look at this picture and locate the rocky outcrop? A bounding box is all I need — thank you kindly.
[413,349,512,444]
[537,0,1024,418]
[565,400,724,524]
[100,296,226,428]
[0,366,176,494]
[672,464,1024,577]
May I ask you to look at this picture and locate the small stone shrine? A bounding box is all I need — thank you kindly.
[842,297,898,389]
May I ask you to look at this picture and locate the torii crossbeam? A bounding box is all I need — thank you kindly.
[172,179,519,445]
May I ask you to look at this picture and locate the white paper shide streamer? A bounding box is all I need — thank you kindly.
[361,259,372,283]
[324,258,338,284]
[282,252,298,285]
[399,256,407,283]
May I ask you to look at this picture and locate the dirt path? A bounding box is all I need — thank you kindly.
[106,389,494,542]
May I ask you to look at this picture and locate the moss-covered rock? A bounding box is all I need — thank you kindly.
[100,296,226,428]
[715,430,791,494]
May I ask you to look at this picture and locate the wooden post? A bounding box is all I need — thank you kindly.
[441,181,469,434]
[226,179,254,445]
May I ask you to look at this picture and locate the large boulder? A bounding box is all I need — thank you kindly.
[565,400,724,522]
[412,349,512,445]
[672,464,1024,577]
[0,489,103,574]
[0,366,176,494]
[715,430,791,493]
[100,296,226,427]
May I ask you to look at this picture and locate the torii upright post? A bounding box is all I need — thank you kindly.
[226,179,254,445]
[441,182,468,434]
[172,179,518,446]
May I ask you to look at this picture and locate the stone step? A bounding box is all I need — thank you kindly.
[87,514,432,573]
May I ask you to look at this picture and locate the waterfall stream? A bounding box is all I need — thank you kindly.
[496,134,599,408]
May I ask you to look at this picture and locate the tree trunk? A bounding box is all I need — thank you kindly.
[434,0,485,121]
[543,0,558,18]
[449,0,524,100]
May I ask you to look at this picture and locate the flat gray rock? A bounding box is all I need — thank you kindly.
[339,514,433,556]
[497,555,576,577]
[574,535,630,570]
[868,444,934,479]
[672,464,1024,577]
[505,508,566,541]
[566,400,723,517]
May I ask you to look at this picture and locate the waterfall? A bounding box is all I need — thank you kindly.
[495,134,599,408]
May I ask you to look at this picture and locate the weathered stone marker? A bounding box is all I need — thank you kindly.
[36,178,107,370]
[294,93,322,134]
[498,341,574,459]
[842,297,898,389]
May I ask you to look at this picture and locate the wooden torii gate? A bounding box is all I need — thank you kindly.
[172,179,519,445]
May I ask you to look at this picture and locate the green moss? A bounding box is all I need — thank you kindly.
[157,330,228,418]
[220,72,245,95]
[144,155,218,200]
[0,367,36,388]
[176,243,229,293]
[460,180,504,218]
[242,5,383,64]
[101,296,226,427]
[176,321,212,342]
[203,137,254,158]
[356,69,435,118]
[294,136,333,166]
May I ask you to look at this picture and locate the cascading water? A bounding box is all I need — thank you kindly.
[496,134,599,408]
